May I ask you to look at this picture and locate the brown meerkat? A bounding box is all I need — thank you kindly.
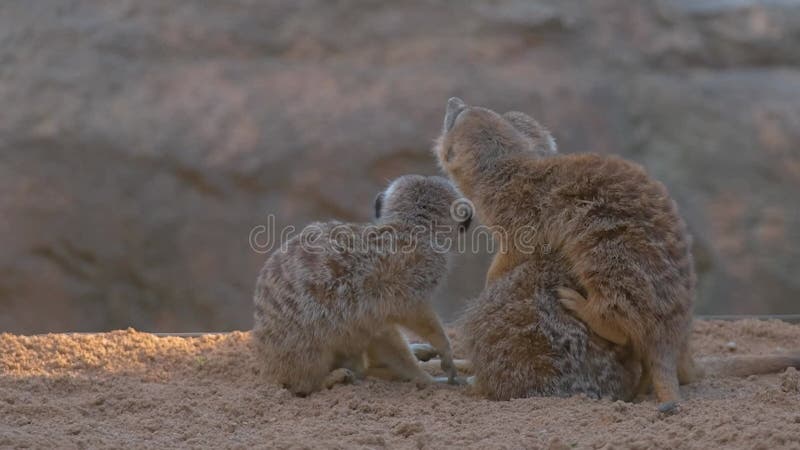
[252,175,471,396]
[435,98,800,405]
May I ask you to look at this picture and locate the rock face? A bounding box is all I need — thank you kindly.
[1,0,799,332]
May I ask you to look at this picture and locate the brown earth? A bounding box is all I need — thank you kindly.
[1,319,799,449]
[2,0,800,333]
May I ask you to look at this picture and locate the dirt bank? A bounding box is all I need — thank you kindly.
[1,320,799,449]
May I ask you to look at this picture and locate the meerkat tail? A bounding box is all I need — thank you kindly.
[697,354,800,378]
[419,359,473,374]
[410,342,439,361]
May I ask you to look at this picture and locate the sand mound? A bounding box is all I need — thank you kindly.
[1,320,799,449]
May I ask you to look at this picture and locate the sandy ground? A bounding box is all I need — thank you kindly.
[1,320,799,449]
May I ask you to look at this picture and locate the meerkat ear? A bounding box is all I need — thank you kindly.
[444,97,467,132]
[374,191,384,220]
[503,111,558,155]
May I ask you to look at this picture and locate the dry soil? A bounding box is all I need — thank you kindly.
[1,320,799,449]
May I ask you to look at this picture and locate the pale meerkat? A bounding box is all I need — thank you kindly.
[435,98,800,405]
[252,175,472,396]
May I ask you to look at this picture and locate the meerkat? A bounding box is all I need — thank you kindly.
[464,251,641,401]
[435,97,800,405]
[252,175,471,396]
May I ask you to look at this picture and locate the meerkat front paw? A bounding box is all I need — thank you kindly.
[557,286,588,313]
[557,286,629,346]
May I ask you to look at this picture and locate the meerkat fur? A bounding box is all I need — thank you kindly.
[253,175,471,396]
[434,97,800,404]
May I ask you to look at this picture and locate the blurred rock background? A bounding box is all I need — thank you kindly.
[1,0,799,333]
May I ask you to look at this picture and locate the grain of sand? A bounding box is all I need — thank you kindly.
[1,320,799,449]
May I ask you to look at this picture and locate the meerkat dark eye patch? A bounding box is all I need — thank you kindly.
[374,191,384,219]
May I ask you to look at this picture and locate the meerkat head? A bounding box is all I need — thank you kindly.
[434,97,557,185]
[374,175,472,234]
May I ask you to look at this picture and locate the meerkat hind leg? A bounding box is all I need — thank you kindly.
[332,351,367,380]
[635,364,652,398]
[677,340,704,384]
[365,367,405,381]
[323,368,357,389]
[648,349,681,405]
[283,350,335,397]
[399,305,459,383]
[557,287,629,346]
[366,327,434,384]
